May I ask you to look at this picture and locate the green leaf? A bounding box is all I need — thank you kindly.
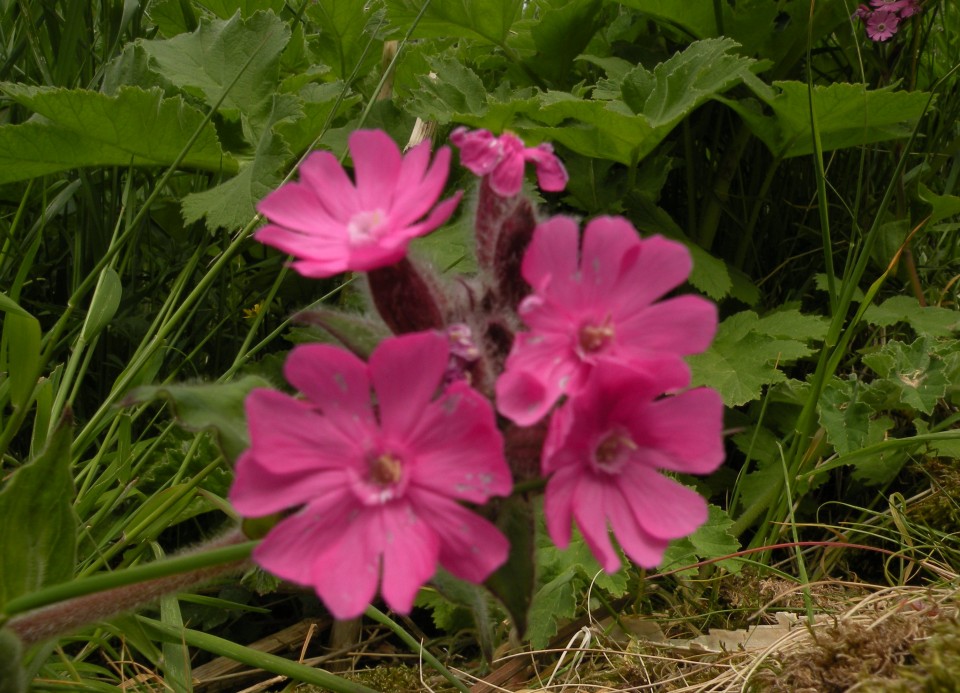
[519,0,604,88]
[0,629,25,693]
[306,0,381,81]
[819,377,893,456]
[521,38,760,164]
[0,415,77,611]
[385,0,523,45]
[2,312,41,410]
[80,268,122,343]
[0,84,235,184]
[661,505,741,576]
[727,81,932,159]
[485,496,536,639]
[292,308,392,359]
[182,93,299,231]
[0,293,31,318]
[864,296,960,338]
[136,10,291,121]
[863,338,951,415]
[621,38,761,128]
[406,57,488,124]
[123,375,271,462]
[526,567,577,649]
[918,183,960,226]
[689,310,827,406]
[148,0,198,36]
[200,0,286,19]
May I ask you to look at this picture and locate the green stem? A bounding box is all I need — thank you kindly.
[138,616,379,693]
[365,605,471,693]
[2,537,255,618]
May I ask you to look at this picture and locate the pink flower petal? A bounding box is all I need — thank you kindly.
[252,490,359,588]
[284,344,375,431]
[495,331,575,426]
[230,452,350,517]
[638,388,725,474]
[407,382,511,502]
[577,216,643,302]
[604,490,671,569]
[489,149,526,197]
[256,183,340,234]
[254,224,346,269]
[616,295,718,356]
[311,510,385,619]
[349,130,403,210]
[412,493,509,583]
[525,143,569,192]
[244,389,364,473]
[370,332,449,439]
[572,475,621,572]
[451,127,502,175]
[544,464,579,549]
[391,146,454,225]
[610,235,694,316]
[521,216,582,296]
[620,465,709,541]
[379,503,441,613]
[297,150,360,221]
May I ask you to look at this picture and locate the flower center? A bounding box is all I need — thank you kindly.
[368,452,403,487]
[347,209,386,243]
[578,317,615,354]
[593,429,636,473]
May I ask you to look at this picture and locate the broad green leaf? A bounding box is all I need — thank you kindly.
[306,0,381,81]
[0,416,77,611]
[526,567,577,649]
[819,377,893,456]
[617,0,846,69]
[274,82,361,155]
[0,85,235,184]
[385,0,523,45]
[863,338,951,415]
[485,496,536,639]
[80,268,122,343]
[689,310,826,406]
[519,0,604,88]
[123,375,271,462]
[727,81,932,159]
[136,10,290,121]
[200,0,286,19]
[0,629,25,693]
[523,39,760,164]
[148,0,199,36]
[0,293,30,318]
[918,183,960,226]
[2,312,41,409]
[864,296,960,339]
[407,57,488,124]
[182,94,299,231]
[621,38,760,128]
[661,505,741,576]
[292,308,392,358]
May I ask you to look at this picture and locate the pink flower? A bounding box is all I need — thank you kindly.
[450,127,568,197]
[495,216,717,426]
[230,332,512,619]
[542,363,724,571]
[255,130,462,278]
[866,9,900,40]
[869,0,917,14]
[853,4,872,19]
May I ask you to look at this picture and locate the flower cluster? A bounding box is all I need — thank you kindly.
[853,0,921,41]
[235,127,724,619]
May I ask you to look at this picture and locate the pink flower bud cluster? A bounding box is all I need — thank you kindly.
[234,127,724,619]
[853,0,921,42]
